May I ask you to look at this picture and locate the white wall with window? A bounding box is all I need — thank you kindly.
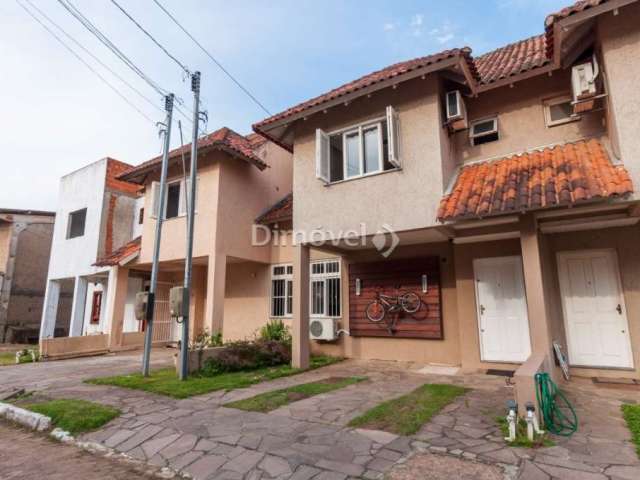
[316,106,400,184]
[269,259,342,319]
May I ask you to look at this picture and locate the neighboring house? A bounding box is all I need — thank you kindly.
[39,158,144,358]
[101,127,294,346]
[250,0,640,410]
[0,209,55,343]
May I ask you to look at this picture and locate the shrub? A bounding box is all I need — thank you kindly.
[201,339,291,376]
[259,320,291,344]
[191,330,223,350]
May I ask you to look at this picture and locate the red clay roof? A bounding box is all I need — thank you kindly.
[438,139,633,221]
[93,236,141,267]
[119,127,267,183]
[475,35,549,85]
[253,0,625,145]
[255,192,293,225]
[253,48,476,131]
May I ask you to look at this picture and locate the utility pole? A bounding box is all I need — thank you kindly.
[179,71,201,380]
[142,93,175,377]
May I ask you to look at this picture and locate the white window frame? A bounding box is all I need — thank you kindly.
[270,264,293,318]
[446,90,462,119]
[339,121,385,180]
[544,95,580,127]
[309,259,341,319]
[150,177,198,220]
[469,116,499,146]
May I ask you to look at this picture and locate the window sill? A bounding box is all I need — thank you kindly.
[546,116,581,128]
[323,167,401,187]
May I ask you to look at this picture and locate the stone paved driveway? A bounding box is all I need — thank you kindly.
[2,352,640,480]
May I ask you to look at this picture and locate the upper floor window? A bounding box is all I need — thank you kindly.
[67,208,87,239]
[469,117,499,146]
[316,106,400,184]
[150,179,197,220]
[544,95,580,127]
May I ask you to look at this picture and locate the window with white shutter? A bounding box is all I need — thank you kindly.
[310,259,341,318]
[318,107,400,184]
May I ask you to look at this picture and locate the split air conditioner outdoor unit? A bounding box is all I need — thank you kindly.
[445,90,467,131]
[571,57,599,113]
[309,318,338,341]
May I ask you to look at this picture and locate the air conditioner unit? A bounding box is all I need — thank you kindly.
[309,318,338,341]
[571,57,599,113]
[445,90,467,131]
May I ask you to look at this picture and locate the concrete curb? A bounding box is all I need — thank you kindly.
[0,401,51,431]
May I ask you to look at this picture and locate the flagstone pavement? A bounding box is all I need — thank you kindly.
[1,350,639,480]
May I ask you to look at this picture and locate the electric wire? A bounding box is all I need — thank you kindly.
[151,0,272,116]
[109,0,190,76]
[24,0,163,115]
[56,0,168,97]
[16,0,156,124]
[56,0,194,125]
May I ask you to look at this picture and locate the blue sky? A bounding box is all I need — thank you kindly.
[1,0,568,210]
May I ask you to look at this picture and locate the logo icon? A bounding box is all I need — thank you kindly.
[371,224,399,258]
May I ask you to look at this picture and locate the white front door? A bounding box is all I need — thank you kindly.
[557,249,633,368]
[474,256,531,363]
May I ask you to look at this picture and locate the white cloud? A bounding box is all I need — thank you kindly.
[428,20,457,45]
[410,13,424,37]
[383,22,395,31]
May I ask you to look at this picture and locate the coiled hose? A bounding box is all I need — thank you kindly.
[535,372,578,436]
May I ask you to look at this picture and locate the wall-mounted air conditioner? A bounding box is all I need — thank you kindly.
[445,90,467,131]
[309,318,338,341]
[571,56,599,113]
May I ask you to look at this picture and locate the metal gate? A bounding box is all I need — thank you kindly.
[152,283,173,343]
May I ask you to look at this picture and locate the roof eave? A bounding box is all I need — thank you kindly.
[253,55,462,150]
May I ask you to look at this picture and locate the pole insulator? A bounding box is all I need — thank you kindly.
[191,72,201,93]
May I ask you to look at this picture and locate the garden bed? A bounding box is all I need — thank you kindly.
[86,355,342,399]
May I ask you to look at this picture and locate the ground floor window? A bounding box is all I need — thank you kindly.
[269,259,342,318]
[311,259,341,318]
[271,264,293,317]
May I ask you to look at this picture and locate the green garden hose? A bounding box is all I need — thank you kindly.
[535,372,578,436]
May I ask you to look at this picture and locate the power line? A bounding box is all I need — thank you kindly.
[16,0,156,124]
[109,0,190,76]
[24,0,163,115]
[56,0,168,97]
[152,0,272,116]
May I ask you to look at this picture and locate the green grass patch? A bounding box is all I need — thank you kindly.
[348,383,467,436]
[86,355,343,399]
[225,376,367,412]
[622,404,640,458]
[22,399,120,435]
[0,351,37,366]
[496,416,555,448]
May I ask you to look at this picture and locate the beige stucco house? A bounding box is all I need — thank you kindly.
[248,0,640,409]
[43,0,640,410]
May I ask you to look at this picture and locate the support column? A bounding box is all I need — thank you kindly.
[292,244,310,369]
[69,276,87,337]
[518,212,558,414]
[40,279,60,340]
[204,253,226,335]
[520,215,553,356]
[105,266,129,350]
[190,265,207,342]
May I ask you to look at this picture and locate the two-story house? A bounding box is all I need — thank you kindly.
[39,157,144,358]
[251,0,640,408]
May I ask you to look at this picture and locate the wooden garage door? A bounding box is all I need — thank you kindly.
[348,257,443,339]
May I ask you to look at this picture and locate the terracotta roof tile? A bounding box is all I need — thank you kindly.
[438,139,633,221]
[475,35,549,85]
[253,48,475,131]
[93,236,141,267]
[118,127,267,183]
[255,192,292,225]
[544,0,610,59]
